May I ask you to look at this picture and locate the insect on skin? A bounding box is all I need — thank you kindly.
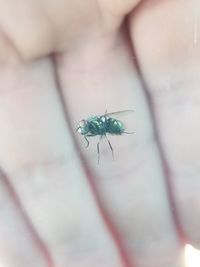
[76,110,134,163]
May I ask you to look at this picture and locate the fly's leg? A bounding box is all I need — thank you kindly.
[105,135,114,160]
[84,136,89,148]
[84,134,96,148]
[97,135,103,164]
[97,142,100,164]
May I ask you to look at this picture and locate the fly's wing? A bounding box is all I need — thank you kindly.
[102,110,135,133]
[104,110,134,117]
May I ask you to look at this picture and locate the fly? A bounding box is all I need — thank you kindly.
[76,110,134,163]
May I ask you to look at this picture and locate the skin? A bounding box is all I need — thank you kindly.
[0,0,200,266]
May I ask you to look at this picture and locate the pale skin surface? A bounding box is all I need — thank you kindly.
[0,0,200,266]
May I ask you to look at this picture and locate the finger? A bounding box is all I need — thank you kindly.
[130,0,200,247]
[0,0,139,60]
[0,171,52,267]
[0,60,124,267]
[56,28,183,266]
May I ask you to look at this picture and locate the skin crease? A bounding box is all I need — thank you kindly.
[0,0,199,267]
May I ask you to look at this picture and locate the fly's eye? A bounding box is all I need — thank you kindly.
[76,120,88,134]
[79,120,87,128]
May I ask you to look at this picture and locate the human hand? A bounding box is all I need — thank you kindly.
[0,0,199,267]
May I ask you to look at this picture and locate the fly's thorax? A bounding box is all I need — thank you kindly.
[76,120,89,135]
[106,117,125,135]
[87,116,107,135]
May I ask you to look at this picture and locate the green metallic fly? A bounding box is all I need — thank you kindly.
[76,110,134,163]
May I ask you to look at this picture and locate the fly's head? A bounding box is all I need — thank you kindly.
[76,120,89,135]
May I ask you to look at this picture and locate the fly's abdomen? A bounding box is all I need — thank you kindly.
[106,118,125,135]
